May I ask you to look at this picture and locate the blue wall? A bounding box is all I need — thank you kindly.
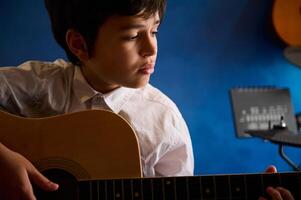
[1,0,301,175]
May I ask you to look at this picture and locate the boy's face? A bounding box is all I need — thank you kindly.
[81,12,160,93]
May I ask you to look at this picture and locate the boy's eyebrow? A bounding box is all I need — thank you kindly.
[119,20,160,31]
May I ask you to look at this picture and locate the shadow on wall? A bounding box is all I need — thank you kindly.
[216,0,283,68]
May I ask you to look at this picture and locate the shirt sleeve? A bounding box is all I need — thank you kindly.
[153,109,194,176]
[0,60,74,117]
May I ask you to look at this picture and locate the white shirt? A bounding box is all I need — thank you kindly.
[0,59,194,177]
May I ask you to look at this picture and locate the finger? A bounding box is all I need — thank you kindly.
[27,164,59,191]
[20,172,37,200]
[266,186,282,200]
[276,187,295,200]
[258,197,267,200]
[2,168,37,200]
[265,165,277,173]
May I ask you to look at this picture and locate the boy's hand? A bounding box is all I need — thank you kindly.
[0,143,59,200]
[258,165,295,200]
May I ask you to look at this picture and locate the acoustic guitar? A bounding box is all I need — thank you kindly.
[272,0,301,46]
[273,0,301,70]
[0,110,300,199]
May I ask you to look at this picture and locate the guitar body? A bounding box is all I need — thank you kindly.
[272,0,301,46]
[0,110,301,199]
[0,110,142,199]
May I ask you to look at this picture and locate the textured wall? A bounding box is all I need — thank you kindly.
[1,0,301,175]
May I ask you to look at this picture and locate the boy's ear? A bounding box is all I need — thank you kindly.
[66,29,89,61]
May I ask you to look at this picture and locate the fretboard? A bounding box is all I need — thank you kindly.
[78,172,301,200]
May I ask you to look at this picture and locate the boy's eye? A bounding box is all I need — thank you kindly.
[152,31,158,36]
[130,35,139,40]
[124,31,158,41]
[122,34,139,41]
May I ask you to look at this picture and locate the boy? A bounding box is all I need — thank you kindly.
[0,0,294,200]
[0,0,194,199]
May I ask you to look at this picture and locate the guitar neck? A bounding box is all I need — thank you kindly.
[1,110,299,199]
[77,172,301,200]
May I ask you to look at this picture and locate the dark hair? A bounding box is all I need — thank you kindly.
[44,0,167,65]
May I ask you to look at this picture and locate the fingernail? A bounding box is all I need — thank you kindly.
[50,182,59,190]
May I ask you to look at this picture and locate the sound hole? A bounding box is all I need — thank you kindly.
[34,168,78,200]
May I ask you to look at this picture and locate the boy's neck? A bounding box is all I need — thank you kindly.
[80,66,120,94]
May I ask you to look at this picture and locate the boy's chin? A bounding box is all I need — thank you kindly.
[125,80,150,89]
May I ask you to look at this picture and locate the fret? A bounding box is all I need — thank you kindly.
[151,178,154,200]
[106,180,115,200]
[122,179,125,200]
[114,179,123,200]
[162,177,176,200]
[279,172,301,199]
[245,174,264,199]
[152,177,164,199]
[228,174,232,199]
[89,181,92,200]
[200,175,215,200]
[297,172,301,198]
[243,174,247,200]
[186,176,190,199]
[141,178,144,200]
[132,178,142,199]
[123,179,133,200]
[105,180,108,200]
[215,175,230,199]
[151,179,154,200]
[97,180,107,199]
[187,176,201,199]
[199,174,203,200]
[173,177,177,200]
[213,175,217,200]
[260,174,265,196]
[162,178,165,200]
[91,180,98,200]
[113,180,116,200]
[42,171,301,200]
[142,178,153,200]
[97,181,100,200]
[262,173,280,188]
[175,176,188,199]
[79,181,91,200]
[262,173,280,198]
[229,174,246,199]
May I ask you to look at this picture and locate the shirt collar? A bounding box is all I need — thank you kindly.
[72,66,137,113]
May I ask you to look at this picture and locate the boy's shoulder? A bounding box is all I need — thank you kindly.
[137,84,182,117]
[141,84,174,104]
[0,59,76,117]
[19,59,74,74]
[0,59,75,77]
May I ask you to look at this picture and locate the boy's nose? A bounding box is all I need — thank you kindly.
[140,37,157,57]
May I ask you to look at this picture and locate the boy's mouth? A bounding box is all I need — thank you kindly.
[138,63,155,75]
